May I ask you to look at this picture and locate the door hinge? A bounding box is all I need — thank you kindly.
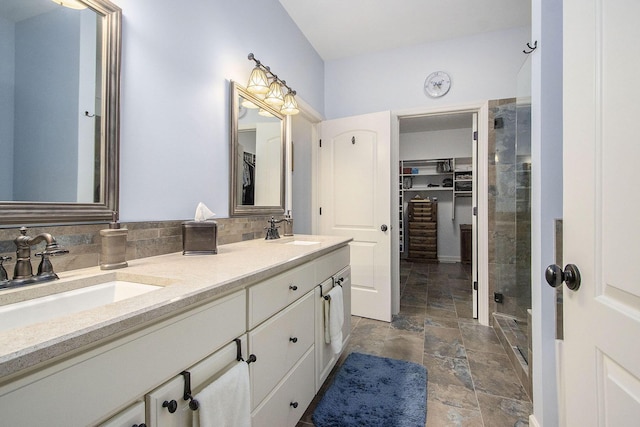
[473,206,477,216]
[473,131,478,141]
[473,281,478,290]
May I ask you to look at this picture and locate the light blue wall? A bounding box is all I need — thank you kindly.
[0,16,14,200]
[325,27,530,119]
[113,0,324,221]
[14,9,80,202]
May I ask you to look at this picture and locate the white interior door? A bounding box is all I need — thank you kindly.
[562,0,640,424]
[319,111,392,322]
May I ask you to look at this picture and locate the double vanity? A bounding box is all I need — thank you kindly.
[0,235,351,426]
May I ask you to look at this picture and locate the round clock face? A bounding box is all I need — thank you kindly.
[424,71,451,98]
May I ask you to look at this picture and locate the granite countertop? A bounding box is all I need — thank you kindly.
[0,235,351,379]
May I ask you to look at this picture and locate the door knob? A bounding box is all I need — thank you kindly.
[545,264,581,291]
[380,224,388,232]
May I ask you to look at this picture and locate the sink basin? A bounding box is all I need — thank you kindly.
[285,240,320,246]
[0,281,161,333]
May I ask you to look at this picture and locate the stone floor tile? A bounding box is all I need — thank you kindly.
[466,350,529,401]
[422,353,474,391]
[424,325,467,359]
[427,382,479,410]
[476,392,532,426]
[459,323,506,355]
[426,400,484,427]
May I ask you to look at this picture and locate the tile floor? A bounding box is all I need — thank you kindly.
[298,260,532,427]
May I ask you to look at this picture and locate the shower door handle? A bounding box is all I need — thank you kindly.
[545,264,581,291]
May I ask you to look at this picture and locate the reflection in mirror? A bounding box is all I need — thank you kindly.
[0,0,121,225]
[230,81,285,217]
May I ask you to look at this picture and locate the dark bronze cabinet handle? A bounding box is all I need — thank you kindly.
[289,285,298,291]
[162,400,177,413]
[289,337,298,343]
[290,401,299,408]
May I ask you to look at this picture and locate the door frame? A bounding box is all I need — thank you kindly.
[393,102,489,325]
[300,101,489,326]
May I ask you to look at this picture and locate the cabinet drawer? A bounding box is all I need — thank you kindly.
[409,222,436,229]
[410,229,437,237]
[409,250,437,258]
[251,347,315,427]
[249,292,314,408]
[248,262,315,329]
[314,245,349,285]
[409,243,437,251]
[0,290,246,426]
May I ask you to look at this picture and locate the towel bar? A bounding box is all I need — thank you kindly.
[234,338,257,364]
[180,371,200,411]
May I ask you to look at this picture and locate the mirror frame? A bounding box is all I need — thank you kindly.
[0,0,122,226]
[229,81,286,217]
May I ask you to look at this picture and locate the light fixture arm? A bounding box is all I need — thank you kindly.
[247,53,297,95]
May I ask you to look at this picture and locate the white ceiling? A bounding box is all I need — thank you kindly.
[278,0,531,61]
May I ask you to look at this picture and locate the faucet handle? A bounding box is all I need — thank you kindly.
[0,256,11,282]
[35,252,61,278]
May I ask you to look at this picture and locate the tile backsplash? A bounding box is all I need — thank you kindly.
[0,216,273,275]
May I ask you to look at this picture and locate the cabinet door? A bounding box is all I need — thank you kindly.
[98,402,145,427]
[146,337,247,427]
[315,267,352,390]
[249,292,314,408]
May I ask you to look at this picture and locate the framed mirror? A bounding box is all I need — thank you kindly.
[230,81,286,217]
[0,0,121,225]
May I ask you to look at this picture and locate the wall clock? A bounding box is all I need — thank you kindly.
[424,71,451,98]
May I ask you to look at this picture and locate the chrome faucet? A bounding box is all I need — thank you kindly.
[0,227,69,289]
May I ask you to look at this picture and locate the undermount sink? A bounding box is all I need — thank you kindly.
[285,240,320,246]
[0,281,162,333]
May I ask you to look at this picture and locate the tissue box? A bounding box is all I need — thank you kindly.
[182,221,217,255]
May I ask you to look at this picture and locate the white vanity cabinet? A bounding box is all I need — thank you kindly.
[0,290,246,426]
[0,238,351,427]
[247,245,350,427]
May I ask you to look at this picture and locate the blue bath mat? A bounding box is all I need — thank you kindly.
[312,352,428,427]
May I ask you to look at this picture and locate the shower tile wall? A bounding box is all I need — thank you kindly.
[487,99,531,321]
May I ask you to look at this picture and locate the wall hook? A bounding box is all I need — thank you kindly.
[523,41,538,54]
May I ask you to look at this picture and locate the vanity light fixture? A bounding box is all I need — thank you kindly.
[247,67,269,97]
[264,81,285,106]
[246,53,299,115]
[258,108,275,118]
[280,91,299,115]
[241,98,259,109]
[51,0,88,9]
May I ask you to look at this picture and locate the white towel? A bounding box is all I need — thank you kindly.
[324,295,331,344]
[327,286,344,354]
[193,361,251,427]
